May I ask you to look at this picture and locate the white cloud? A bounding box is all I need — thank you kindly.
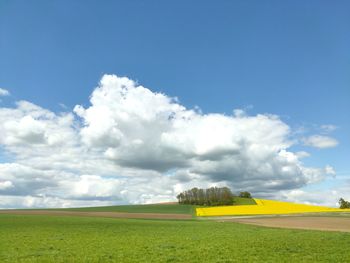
[0,74,340,208]
[281,183,350,208]
[303,135,339,149]
[324,165,336,176]
[320,124,337,133]
[295,151,310,158]
[0,181,13,190]
[0,88,10,96]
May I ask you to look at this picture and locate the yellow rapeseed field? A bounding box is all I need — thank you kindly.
[196,198,350,216]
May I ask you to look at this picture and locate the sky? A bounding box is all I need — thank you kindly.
[0,0,349,208]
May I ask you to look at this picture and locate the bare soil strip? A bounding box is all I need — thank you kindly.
[0,210,192,220]
[225,216,350,232]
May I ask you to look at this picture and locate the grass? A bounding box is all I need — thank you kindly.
[233,197,257,205]
[1,214,350,262]
[42,198,254,215]
[46,204,195,215]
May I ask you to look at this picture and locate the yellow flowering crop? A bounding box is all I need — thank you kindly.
[196,198,350,217]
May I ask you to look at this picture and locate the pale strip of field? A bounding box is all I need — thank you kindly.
[196,198,350,217]
[0,210,192,220]
[225,216,350,232]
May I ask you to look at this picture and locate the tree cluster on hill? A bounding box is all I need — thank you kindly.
[239,191,252,198]
[176,187,235,206]
[339,198,350,209]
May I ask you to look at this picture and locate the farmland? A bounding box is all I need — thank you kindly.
[47,197,253,214]
[1,200,350,262]
[196,198,350,216]
[1,213,350,263]
[50,203,195,214]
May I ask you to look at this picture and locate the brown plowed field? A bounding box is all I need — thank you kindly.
[0,210,192,220]
[227,216,350,232]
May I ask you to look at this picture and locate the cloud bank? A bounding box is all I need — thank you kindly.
[0,75,339,208]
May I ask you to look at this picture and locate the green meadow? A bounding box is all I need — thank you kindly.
[1,214,350,263]
[232,197,257,205]
[44,197,255,214]
[50,203,195,214]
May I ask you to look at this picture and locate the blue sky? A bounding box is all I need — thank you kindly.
[0,0,349,207]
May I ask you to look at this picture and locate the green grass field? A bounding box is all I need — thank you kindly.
[50,204,194,214]
[44,197,255,214]
[232,197,257,205]
[1,214,350,263]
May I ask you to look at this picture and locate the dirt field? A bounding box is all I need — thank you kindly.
[227,216,350,232]
[0,210,192,220]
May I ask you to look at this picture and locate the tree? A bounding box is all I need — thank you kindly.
[176,187,235,206]
[176,193,185,204]
[239,191,252,198]
[221,187,234,205]
[339,198,350,209]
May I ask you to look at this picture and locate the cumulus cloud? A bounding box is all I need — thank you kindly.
[0,74,339,208]
[0,88,10,96]
[303,135,339,149]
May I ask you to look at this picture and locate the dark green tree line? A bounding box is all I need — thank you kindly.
[177,187,234,206]
[339,198,350,209]
[239,191,252,198]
